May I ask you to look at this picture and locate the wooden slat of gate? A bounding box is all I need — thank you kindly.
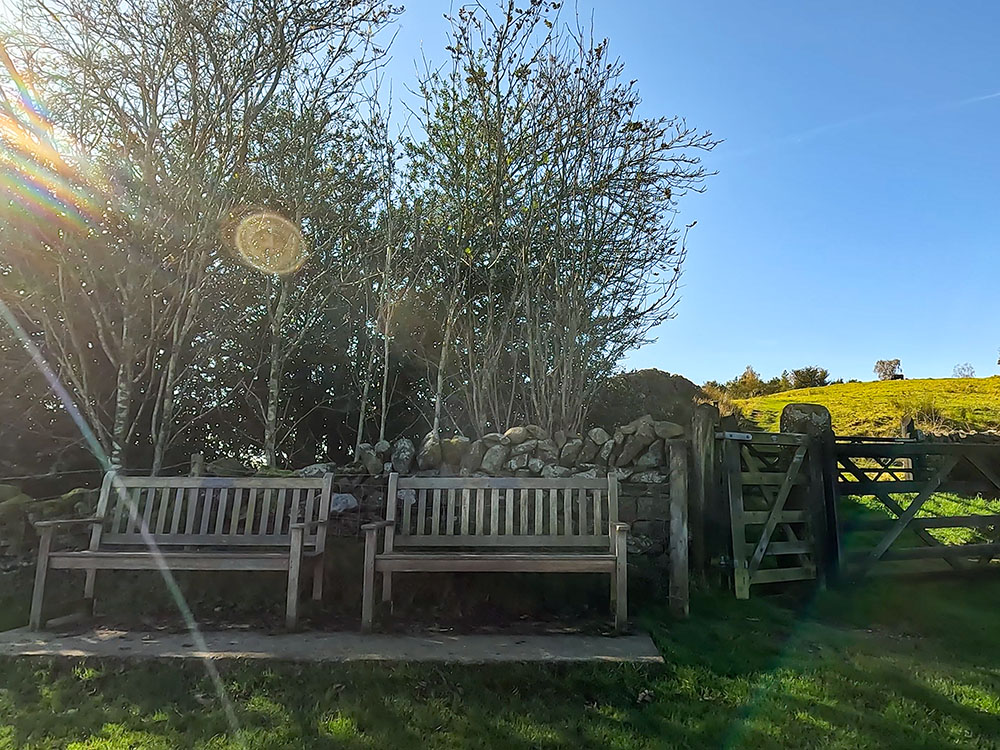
[742,448,811,568]
[746,443,807,574]
[838,455,965,572]
[860,455,959,573]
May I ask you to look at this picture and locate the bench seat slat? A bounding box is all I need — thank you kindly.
[393,534,610,547]
[48,550,320,572]
[101,533,321,547]
[375,553,616,573]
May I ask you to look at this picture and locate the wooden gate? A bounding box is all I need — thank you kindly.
[835,439,1000,577]
[720,431,827,599]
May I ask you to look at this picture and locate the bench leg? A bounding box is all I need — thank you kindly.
[311,556,324,602]
[361,528,377,633]
[286,527,304,630]
[614,528,628,633]
[30,527,54,630]
[83,570,97,615]
[381,571,392,608]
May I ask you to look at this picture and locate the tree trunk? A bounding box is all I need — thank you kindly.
[264,279,290,468]
[432,307,454,435]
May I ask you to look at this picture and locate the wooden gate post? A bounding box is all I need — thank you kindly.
[690,403,719,580]
[668,441,690,617]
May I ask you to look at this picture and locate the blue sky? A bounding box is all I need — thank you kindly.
[381,1,1000,384]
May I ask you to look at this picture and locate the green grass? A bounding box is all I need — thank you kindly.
[738,376,1000,436]
[3,577,1000,749]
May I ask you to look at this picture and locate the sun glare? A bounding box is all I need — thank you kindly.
[233,211,308,275]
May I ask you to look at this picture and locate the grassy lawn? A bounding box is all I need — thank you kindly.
[738,376,1000,435]
[2,575,1000,749]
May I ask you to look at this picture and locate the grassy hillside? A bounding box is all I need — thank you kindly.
[739,376,1000,436]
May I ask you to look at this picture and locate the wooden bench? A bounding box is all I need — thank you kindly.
[30,472,333,630]
[362,473,627,632]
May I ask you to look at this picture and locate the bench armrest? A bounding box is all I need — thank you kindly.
[612,522,630,533]
[33,516,104,529]
[361,520,393,532]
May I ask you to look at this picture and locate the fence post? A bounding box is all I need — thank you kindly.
[669,441,690,617]
[189,452,204,477]
[690,403,719,580]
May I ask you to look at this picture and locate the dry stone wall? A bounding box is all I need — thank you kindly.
[305,414,686,483]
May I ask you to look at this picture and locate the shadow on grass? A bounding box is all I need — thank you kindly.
[1,576,999,748]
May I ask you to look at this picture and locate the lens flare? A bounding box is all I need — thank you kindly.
[234,211,308,275]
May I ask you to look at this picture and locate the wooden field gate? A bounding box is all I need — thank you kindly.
[719,431,831,599]
[835,438,1000,577]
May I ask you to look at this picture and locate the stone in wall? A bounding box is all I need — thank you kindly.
[560,438,584,466]
[461,440,487,473]
[416,432,442,470]
[356,443,383,476]
[391,438,415,474]
[441,436,471,466]
[480,444,509,475]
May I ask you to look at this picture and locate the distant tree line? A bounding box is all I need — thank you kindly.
[0,1,715,475]
[704,365,835,400]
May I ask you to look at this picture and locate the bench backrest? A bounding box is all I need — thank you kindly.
[383,473,618,551]
[91,473,332,551]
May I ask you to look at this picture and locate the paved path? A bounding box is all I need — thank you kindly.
[0,627,663,664]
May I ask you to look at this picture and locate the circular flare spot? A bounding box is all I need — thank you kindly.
[234,211,307,275]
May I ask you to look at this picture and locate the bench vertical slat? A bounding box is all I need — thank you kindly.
[490,489,499,535]
[517,489,527,535]
[401,487,412,535]
[301,488,312,532]
[124,488,141,534]
[229,488,244,535]
[504,488,514,534]
[244,488,259,535]
[274,489,288,536]
[548,489,558,535]
[593,489,603,536]
[120,488,136,534]
[577,489,587,536]
[258,488,273,535]
[445,489,456,534]
[139,487,155,533]
[214,488,230,534]
[564,488,573,535]
[291,488,304,531]
[184,485,199,535]
[533,489,543,534]
[168,487,185,534]
[154,487,171,534]
[430,489,442,536]
[198,487,214,535]
[475,489,485,535]
[110,486,126,534]
[460,489,470,535]
[415,489,426,535]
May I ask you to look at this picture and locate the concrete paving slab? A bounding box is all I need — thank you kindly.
[0,627,663,664]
